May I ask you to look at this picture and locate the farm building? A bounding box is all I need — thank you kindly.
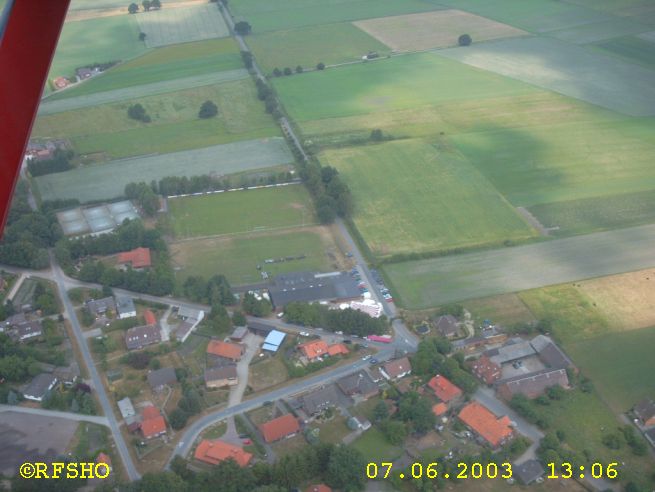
[248,321,273,337]
[125,324,162,351]
[116,296,136,319]
[380,357,411,381]
[147,367,177,391]
[194,439,252,467]
[205,365,238,388]
[267,271,361,308]
[117,397,135,419]
[427,375,462,403]
[458,401,514,448]
[262,329,286,352]
[258,414,300,443]
[22,373,58,402]
[117,247,152,270]
[497,369,569,400]
[470,355,502,385]
[207,340,245,363]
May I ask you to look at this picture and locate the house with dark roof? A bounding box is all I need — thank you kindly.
[514,460,545,484]
[300,385,343,417]
[498,368,570,400]
[23,373,58,402]
[125,324,162,350]
[175,306,205,343]
[9,320,43,342]
[248,321,274,337]
[205,365,238,388]
[147,367,177,391]
[380,357,411,381]
[337,370,378,399]
[458,401,514,448]
[258,414,300,443]
[85,297,116,317]
[230,326,248,341]
[267,271,361,309]
[116,296,136,319]
[1,312,26,329]
[634,399,655,428]
[434,315,459,338]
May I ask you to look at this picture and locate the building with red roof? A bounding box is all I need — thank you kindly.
[298,340,329,360]
[194,439,252,467]
[141,405,167,439]
[471,355,501,385]
[258,413,300,443]
[327,343,349,356]
[428,375,462,402]
[143,309,157,326]
[95,452,112,471]
[206,340,244,362]
[458,401,513,448]
[117,247,152,269]
[432,402,448,417]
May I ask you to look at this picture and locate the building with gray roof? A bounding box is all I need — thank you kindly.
[514,460,545,484]
[22,373,58,402]
[85,297,116,317]
[117,397,136,419]
[268,271,361,308]
[337,370,379,399]
[116,296,136,319]
[147,367,177,391]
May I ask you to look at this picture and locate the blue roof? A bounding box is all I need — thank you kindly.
[263,330,286,348]
[262,343,280,352]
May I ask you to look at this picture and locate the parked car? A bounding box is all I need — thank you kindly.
[335,331,343,335]
[299,331,310,337]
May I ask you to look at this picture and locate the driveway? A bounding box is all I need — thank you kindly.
[158,306,173,342]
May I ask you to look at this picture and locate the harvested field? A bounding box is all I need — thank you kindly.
[354,10,526,52]
[34,138,293,203]
[169,185,315,238]
[136,4,229,48]
[39,70,248,115]
[438,37,655,116]
[385,224,655,310]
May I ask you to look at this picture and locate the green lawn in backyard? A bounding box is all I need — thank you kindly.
[169,185,316,238]
[566,326,655,413]
[351,427,403,463]
[321,140,535,258]
[248,22,389,75]
[171,227,338,286]
[229,0,442,33]
[273,52,539,122]
[47,38,242,99]
[49,15,147,80]
[33,79,278,160]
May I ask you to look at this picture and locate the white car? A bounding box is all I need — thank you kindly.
[299,331,310,337]
[362,354,371,361]
[335,331,343,335]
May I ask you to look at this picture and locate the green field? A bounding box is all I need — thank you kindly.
[34,79,279,159]
[321,140,535,258]
[34,138,293,203]
[351,427,403,463]
[248,22,389,74]
[229,0,442,33]
[566,326,655,412]
[169,185,316,238]
[383,224,655,309]
[171,228,340,286]
[595,35,655,68]
[47,38,242,99]
[49,15,147,80]
[547,17,650,44]
[274,52,538,122]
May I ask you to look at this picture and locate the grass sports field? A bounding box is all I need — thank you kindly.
[354,10,526,52]
[34,79,278,159]
[136,4,229,48]
[248,23,389,75]
[384,224,655,309]
[171,227,342,286]
[438,37,655,116]
[47,38,242,99]
[567,326,655,412]
[38,70,248,115]
[34,138,293,203]
[229,0,442,33]
[273,52,538,122]
[169,185,315,238]
[49,15,147,80]
[321,140,535,258]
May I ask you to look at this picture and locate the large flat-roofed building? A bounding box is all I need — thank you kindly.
[263,330,286,352]
[22,373,58,402]
[268,271,361,309]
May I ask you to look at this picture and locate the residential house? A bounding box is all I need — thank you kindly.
[327,343,349,356]
[141,405,166,439]
[22,373,58,402]
[432,403,448,417]
[336,370,378,399]
[300,385,343,417]
[116,297,136,319]
[147,367,177,392]
[85,297,116,318]
[379,357,411,381]
[434,315,459,338]
[427,374,462,403]
[95,453,112,473]
[117,397,136,419]
[117,247,152,270]
[175,306,205,343]
[458,401,514,448]
[204,365,238,388]
[634,399,655,428]
[298,340,329,360]
[258,414,300,443]
[53,76,70,90]
[125,324,162,350]
[9,320,43,342]
[471,355,501,385]
[206,340,245,363]
[194,439,252,467]
[514,460,545,485]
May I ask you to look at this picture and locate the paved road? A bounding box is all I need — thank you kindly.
[49,253,140,481]
[0,404,110,426]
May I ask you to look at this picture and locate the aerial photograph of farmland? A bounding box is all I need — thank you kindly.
[1,0,655,491]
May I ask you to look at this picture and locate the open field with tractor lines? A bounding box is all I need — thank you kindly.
[34,138,293,203]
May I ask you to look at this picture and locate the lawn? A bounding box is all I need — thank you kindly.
[320,140,536,258]
[248,23,389,75]
[49,15,147,80]
[351,427,403,462]
[383,224,655,310]
[248,358,290,392]
[274,52,539,122]
[169,185,315,238]
[229,0,442,33]
[314,416,351,445]
[567,326,655,413]
[34,138,293,203]
[34,78,278,160]
[47,38,242,99]
[595,35,655,68]
[170,227,341,286]
[462,293,536,327]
